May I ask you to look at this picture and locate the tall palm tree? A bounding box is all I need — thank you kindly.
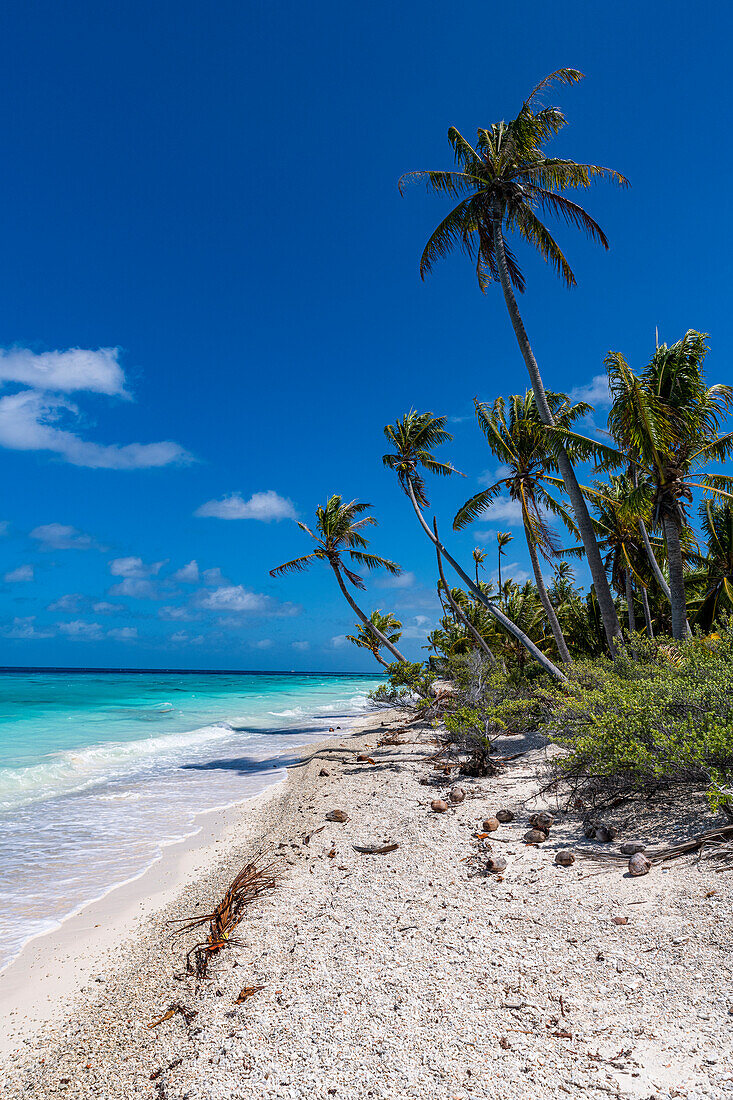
[400,68,627,651]
[496,532,513,591]
[597,332,733,639]
[270,495,407,662]
[382,410,567,682]
[346,610,403,669]
[453,392,583,663]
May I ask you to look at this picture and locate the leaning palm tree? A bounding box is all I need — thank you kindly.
[270,495,407,662]
[496,532,514,591]
[346,610,403,669]
[400,68,627,651]
[382,410,567,682]
[591,332,733,639]
[453,392,582,663]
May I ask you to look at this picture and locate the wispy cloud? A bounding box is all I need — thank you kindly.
[109,577,161,599]
[195,585,298,617]
[171,560,200,583]
[31,523,99,550]
[0,347,128,396]
[473,497,523,524]
[3,615,53,639]
[196,490,297,522]
[109,556,164,578]
[569,373,612,409]
[376,570,415,590]
[250,638,272,650]
[5,564,33,582]
[292,640,310,651]
[92,601,124,614]
[48,593,83,612]
[107,626,138,642]
[57,620,103,639]
[0,347,192,469]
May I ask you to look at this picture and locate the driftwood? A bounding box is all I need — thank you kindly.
[352,843,399,855]
[576,824,733,865]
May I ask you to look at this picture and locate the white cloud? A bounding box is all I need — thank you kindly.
[202,567,227,586]
[171,560,200,583]
[0,521,9,536]
[251,638,273,650]
[31,523,97,550]
[196,490,297,522]
[477,497,524,524]
[109,556,164,578]
[478,465,511,487]
[57,620,103,639]
[107,627,138,642]
[377,570,415,590]
[3,615,53,639]
[169,630,189,643]
[159,605,194,621]
[0,389,191,469]
[92,601,124,614]
[292,640,310,651]
[491,562,531,586]
[48,593,82,612]
[109,577,160,599]
[0,347,128,396]
[569,374,612,409]
[5,563,33,582]
[192,585,298,618]
[331,634,348,648]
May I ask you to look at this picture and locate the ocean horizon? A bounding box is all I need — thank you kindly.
[0,668,382,972]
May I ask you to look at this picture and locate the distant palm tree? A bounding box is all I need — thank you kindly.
[472,547,487,587]
[496,532,514,591]
[382,410,566,681]
[270,495,407,662]
[454,392,582,663]
[346,610,403,669]
[400,68,627,651]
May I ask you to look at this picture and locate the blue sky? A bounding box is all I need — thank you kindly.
[0,0,731,671]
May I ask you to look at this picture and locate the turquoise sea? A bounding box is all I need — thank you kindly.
[0,669,382,971]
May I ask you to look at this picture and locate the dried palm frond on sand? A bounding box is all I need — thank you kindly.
[169,853,282,979]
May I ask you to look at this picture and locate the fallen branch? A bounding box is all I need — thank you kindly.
[352,843,399,855]
[576,824,733,865]
[168,852,282,979]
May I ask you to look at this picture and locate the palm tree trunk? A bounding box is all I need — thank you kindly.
[524,523,572,664]
[640,585,654,638]
[405,481,567,683]
[637,516,672,601]
[497,549,502,592]
[491,208,623,653]
[661,513,688,641]
[624,569,636,634]
[433,524,498,667]
[331,565,407,662]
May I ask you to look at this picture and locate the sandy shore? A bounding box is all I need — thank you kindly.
[1,708,732,1099]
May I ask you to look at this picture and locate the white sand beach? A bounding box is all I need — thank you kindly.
[1,708,732,1099]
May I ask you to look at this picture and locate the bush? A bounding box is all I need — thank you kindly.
[368,660,434,709]
[442,653,552,774]
[548,630,733,809]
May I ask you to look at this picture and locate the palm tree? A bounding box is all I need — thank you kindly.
[600,332,733,639]
[689,500,733,630]
[472,547,487,586]
[453,392,583,663]
[270,495,407,662]
[382,410,567,682]
[581,475,661,636]
[346,610,403,669]
[400,68,627,651]
[496,532,513,591]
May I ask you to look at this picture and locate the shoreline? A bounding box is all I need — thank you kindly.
[0,707,384,1056]
[3,707,731,1099]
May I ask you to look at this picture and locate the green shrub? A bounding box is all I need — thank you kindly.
[548,630,733,809]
